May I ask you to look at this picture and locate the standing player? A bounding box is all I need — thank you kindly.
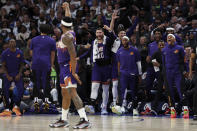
[30,24,56,112]
[162,34,189,118]
[149,40,166,115]
[112,36,142,115]
[110,12,122,106]
[142,28,163,115]
[163,27,183,46]
[80,25,116,115]
[109,11,138,106]
[0,39,24,116]
[49,2,91,129]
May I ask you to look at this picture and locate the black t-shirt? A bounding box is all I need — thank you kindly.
[151,49,162,71]
[137,45,148,73]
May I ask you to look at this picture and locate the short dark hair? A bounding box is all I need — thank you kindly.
[39,24,51,34]
[153,28,163,35]
[158,40,164,43]
[96,27,104,32]
[118,28,125,34]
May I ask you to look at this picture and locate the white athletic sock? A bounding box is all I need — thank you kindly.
[112,80,118,103]
[62,108,69,121]
[90,83,100,100]
[77,108,88,121]
[50,88,58,102]
[122,99,127,107]
[34,97,38,102]
[124,89,127,99]
[45,98,49,103]
[102,84,109,108]
[122,89,127,107]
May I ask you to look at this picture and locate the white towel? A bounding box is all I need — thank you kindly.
[111,38,121,53]
[93,35,107,62]
[152,59,160,72]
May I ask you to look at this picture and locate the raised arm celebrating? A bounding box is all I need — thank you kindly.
[62,2,71,17]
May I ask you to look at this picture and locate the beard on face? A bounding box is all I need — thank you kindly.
[97,35,103,40]
[123,43,129,48]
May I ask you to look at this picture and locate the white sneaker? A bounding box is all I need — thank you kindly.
[112,106,123,115]
[121,106,126,114]
[133,109,139,116]
[85,105,95,114]
[101,108,108,115]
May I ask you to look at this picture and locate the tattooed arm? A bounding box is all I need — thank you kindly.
[62,33,82,85]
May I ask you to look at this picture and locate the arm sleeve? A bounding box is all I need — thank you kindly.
[79,45,92,60]
[106,32,116,45]
[126,17,139,38]
[102,15,110,26]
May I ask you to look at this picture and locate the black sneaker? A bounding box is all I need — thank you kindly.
[73,118,91,129]
[34,102,40,113]
[193,115,197,120]
[49,118,69,128]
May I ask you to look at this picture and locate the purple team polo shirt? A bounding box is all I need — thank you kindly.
[30,35,56,71]
[162,44,185,71]
[1,48,24,76]
[148,41,159,57]
[117,46,141,75]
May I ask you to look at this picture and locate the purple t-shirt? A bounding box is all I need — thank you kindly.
[162,44,185,71]
[30,35,56,70]
[1,48,24,76]
[117,46,141,75]
[148,41,158,57]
